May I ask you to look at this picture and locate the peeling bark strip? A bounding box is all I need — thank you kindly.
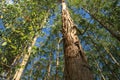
[61,1,93,80]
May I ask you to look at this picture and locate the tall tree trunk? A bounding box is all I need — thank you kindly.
[61,0,93,80]
[44,52,52,80]
[55,38,62,80]
[7,53,23,79]
[12,11,49,80]
[13,35,38,80]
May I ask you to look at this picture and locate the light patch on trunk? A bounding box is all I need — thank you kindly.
[62,2,66,10]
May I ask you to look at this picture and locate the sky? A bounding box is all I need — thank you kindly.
[0,1,116,80]
[6,0,13,4]
[0,19,4,29]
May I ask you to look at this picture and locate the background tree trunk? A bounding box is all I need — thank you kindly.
[44,52,52,80]
[81,8,120,42]
[12,11,50,80]
[13,35,38,80]
[61,1,93,80]
[55,38,62,80]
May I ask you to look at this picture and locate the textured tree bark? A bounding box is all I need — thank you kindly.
[61,1,93,80]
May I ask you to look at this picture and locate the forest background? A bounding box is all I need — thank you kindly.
[0,0,120,80]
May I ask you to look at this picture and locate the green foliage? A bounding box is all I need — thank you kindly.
[0,0,57,79]
[67,0,120,79]
[0,0,120,80]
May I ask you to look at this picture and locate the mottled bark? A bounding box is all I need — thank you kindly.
[61,1,93,80]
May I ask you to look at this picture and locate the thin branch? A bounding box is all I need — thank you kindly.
[81,8,120,42]
[0,62,11,68]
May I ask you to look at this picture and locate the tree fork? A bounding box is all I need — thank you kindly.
[61,0,93,80]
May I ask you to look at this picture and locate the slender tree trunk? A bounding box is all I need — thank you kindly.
[44,52,52,80]
[81,8,120,42]
[13,35,38,80]
[103,47,120,67]
[90,54,105,80]
[55,38,62,80]
[6,53,23,79]
[88,36,119,79]
[12,11,49,80]
[61,0,93,80]
[88,33,120,67]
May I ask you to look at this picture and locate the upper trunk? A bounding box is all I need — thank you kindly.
[61,1,93,80]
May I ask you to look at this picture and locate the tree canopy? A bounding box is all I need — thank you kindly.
[0,0,120,80]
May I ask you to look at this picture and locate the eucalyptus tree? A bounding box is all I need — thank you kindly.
[61,0,93,80]
[67,0,120,79]
[0,0,120,80]
[68,0,120,41]
[20,0,120,80]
